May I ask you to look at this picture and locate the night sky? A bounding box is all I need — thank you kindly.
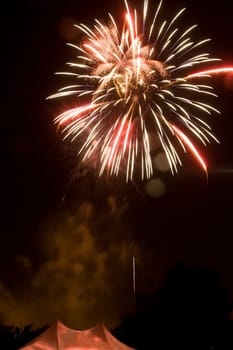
[2,0,233,330]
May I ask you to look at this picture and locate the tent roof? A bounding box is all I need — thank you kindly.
[20,320,135,350]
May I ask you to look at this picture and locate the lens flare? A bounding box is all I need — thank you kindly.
[48,0,232,181]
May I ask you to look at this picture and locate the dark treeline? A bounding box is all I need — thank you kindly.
[0,263,232,349]
[0,324,48,349]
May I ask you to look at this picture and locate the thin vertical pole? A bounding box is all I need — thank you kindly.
[133,256,136,296]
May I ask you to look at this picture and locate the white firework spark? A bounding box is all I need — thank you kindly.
[48,0,226,181]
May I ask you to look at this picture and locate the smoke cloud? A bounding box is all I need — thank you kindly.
[0,197,141,329]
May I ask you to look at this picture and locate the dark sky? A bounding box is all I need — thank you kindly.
[2,0,233,329]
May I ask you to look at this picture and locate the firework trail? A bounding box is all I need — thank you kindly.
[48,0,233,181]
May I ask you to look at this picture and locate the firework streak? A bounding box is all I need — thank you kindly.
[48,0,233,181]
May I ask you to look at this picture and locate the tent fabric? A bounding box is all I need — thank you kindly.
[20,321,135,350]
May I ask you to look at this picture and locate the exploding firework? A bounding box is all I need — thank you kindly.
[48,0,232,181]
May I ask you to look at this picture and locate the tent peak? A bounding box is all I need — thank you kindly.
[20,320,136,350]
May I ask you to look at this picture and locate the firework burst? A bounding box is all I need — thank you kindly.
[48,0,232,181]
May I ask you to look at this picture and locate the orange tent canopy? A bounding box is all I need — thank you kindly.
[20,320,135,350]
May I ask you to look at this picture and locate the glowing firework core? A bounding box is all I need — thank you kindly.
[48,0,231,181]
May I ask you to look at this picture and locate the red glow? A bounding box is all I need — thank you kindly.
[126,13,135,44]
[224,72,233,90]
[107,117,132,167]
[187,67,233,79]
[172,125,207,173]
[58,104,98,126]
